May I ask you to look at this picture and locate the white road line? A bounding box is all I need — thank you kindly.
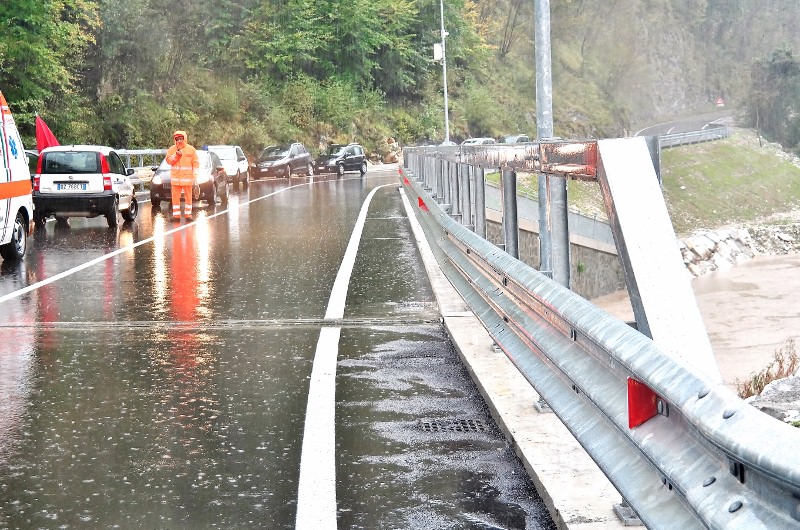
[295,183,392,529]
[325,185,391,319]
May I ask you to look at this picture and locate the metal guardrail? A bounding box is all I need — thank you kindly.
[401,141,800,529]
[118,149,165,191]
[660,125,729,148]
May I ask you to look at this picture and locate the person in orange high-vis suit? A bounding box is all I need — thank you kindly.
[165,130,199,221]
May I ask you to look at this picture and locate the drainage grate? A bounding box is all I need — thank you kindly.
[418,418,492,434]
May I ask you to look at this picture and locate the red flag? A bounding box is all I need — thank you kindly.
[35,114,60,151]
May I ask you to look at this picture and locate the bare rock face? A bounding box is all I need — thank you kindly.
[678,223,800,278]
[679,228,759,277]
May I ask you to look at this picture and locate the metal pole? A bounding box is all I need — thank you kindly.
[535,0,570,287]
[439,0,450,143]
[502,169,520,259]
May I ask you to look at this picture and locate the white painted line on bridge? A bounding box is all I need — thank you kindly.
[295,183,392,529]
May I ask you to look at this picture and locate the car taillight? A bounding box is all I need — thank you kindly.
[100,154,112,190]
[33,175,40,191]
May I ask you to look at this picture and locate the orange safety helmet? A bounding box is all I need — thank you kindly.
[173,130,188,141]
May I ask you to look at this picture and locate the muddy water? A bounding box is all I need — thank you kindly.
[592,254,800,390]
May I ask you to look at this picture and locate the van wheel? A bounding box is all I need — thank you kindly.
[122,198,138,222]
[0,211,27,260]
[106,197,119,228]
[242,170,249,189]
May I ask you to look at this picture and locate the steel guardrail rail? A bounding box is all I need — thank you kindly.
[118,149,166,191]
[659,125,729,148]
[400,144,800,529]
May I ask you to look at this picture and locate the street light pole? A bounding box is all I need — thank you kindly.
[439,0,450,143]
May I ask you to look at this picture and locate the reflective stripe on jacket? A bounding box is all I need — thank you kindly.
[165,144,199,187]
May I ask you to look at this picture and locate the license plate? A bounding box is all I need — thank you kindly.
[57,182,87,191]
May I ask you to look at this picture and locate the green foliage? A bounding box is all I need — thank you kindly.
[6,0,800,157]
[0,0,99,137]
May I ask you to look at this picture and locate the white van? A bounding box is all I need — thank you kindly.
[0,90,34,261]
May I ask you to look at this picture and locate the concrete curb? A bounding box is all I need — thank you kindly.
[399,188,629,529]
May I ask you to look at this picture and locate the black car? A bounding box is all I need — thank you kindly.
[314,143,368,177]
[150,150,229,209]
[252,143,314,179]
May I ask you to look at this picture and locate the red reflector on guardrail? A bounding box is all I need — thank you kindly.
[403,177,410,186]
[418,197,429,213]
[628,378,658,428]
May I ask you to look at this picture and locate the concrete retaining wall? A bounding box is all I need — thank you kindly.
[485,216,626,300]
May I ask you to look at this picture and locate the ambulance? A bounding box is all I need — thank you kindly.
[0,89,34,261]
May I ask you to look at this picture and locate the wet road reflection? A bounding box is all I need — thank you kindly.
[0,168,555,528]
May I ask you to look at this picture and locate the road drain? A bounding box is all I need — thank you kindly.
[418,418,492,434]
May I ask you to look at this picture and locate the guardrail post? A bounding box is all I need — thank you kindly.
[436,159,444,201]
[451,163,462,220]
[502,168,519,259]
[460,164,472,229]
[473,167,486,238]
[441,160,451,211]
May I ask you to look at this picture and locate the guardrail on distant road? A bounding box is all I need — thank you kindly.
[659,125,729,148]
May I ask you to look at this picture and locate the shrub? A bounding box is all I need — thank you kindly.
[736,339,799,399]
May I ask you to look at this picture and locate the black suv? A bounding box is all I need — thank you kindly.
[314,143,367,177]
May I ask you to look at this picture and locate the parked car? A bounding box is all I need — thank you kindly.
[25,149,38,176]
[150,150,229,209]
[0,89,34,261]
[503,134,530,144]
[461,137,496,145]
[33,145,138,228]
[252,143,314,179]
[206,145,250,189]
[314,143,368,177]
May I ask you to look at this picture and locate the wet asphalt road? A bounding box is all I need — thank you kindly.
[0,167,555,529]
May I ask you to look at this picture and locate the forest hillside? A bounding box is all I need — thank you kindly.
[2,0,800,156]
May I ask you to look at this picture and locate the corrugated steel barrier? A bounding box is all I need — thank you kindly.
[401,140,800,529]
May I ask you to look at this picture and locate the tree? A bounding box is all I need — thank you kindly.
[0,0,99,135]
